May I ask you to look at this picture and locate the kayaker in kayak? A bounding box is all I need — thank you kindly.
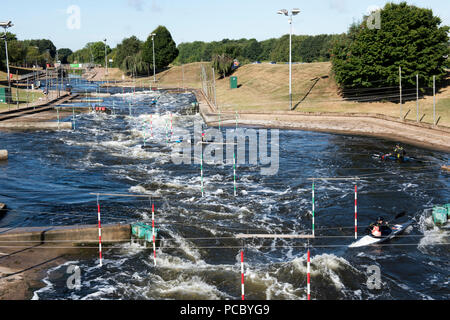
[382,144,406,162]
[368,217,391,237]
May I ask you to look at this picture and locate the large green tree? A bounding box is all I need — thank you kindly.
[57,48,73,64]
[212,53,234,78]
[331,2,449,90]
[115,36,143,70]
[142,26,179,70]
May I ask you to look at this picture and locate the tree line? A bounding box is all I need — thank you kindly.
[68,25,178,78]
[175,34,344,65]
[0,34,74,70]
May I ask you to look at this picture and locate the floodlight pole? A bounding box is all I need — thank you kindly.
[151,33,156,84]
[104,39,108,76]
[278,10,300,110]
[1,23,13,91]
[289,16,293,110]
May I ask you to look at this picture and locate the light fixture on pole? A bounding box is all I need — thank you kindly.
[104,39,108,75]
[150,33,156,84]
[0,21,14,91]
[277,9,300,110]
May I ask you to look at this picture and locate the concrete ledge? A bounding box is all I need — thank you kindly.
[0,122,72,131]
[0,150,7,160]
[0,224,131,246]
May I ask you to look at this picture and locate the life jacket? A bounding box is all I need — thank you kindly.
[394,147,404,159]
[372,225,382,237]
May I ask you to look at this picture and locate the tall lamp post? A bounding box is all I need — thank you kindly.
[104,39,108,75]
[277,9,300,110]
[150,33,156,84]
[0,21,13,91]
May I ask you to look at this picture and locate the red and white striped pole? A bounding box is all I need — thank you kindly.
[307,249,311,300]
[241,250,245,300]
[354,185,358,240]
[96,194,103,267]
[152,202,156,266]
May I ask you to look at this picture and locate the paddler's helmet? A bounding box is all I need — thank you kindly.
[377,216,384,222]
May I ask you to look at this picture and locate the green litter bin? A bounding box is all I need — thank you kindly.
[0,87,11,103]
[444,204,450,217]
[230,76,238,89]
[432,206,447,225]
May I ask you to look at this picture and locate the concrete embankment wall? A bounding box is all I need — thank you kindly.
[0,122,72,131]
[0,224,131,246]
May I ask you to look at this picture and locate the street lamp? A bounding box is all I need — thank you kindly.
[277,9,300,110]
[150,33,156,84]
[104,39,108,75]
[0,21,14,90]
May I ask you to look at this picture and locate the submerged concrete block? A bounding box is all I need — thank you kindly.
[0,150,7,160]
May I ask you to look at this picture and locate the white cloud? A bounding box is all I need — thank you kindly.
[330,0,348,13]
[128,0,145,11]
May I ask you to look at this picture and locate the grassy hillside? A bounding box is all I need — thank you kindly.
[213,62,450,127]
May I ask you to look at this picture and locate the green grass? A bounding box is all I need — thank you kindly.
[0,85,45,112]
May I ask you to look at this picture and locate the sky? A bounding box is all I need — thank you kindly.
[1,0,449,51]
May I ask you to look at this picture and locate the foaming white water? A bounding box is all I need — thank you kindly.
[417,211,449,253]
[32,261,80,300]
[150,275,231,300]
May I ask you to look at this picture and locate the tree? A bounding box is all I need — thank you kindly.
[26,46,42,66]
[142,26,179,70]
[7,40,27,65]
[212,53,234,78]
[121,51,149,76]
[24,39,57,58]
[86,41,112,66]
[57,48,73,64]
[115,36,142,69]
[331,2,449,90]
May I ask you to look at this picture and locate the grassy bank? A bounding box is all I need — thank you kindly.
[214,62,450,127]
[0,85,45,112]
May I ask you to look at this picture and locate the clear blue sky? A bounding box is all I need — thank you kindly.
[2,0,449,51]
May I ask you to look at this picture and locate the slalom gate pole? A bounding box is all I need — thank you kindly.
[150,114,153,139]
[57,107,60,129]
[312,180,315,237]
[307,248,311,300]
[152,201,156,266]
[201,152,204,197]
[354,185,358,240]
[96,194,103,266]
[170,112,173,140]
[233,152,237,196]
[72,106,75,130]
[241,249,245,300]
